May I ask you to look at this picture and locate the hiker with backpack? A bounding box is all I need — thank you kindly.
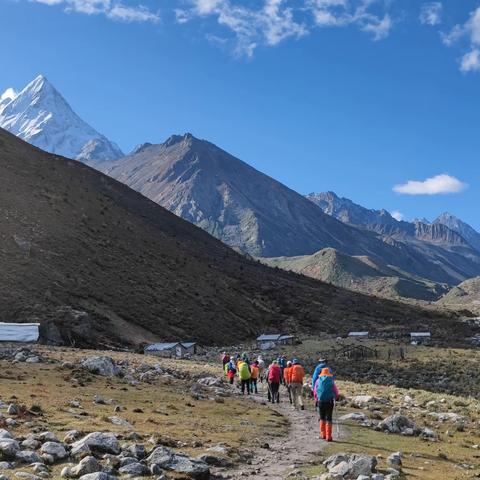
[311,357,332,392]
[283,360,293,404]
[257,355,266,383]
[221,352,230,366]
[238,358,252,395]
[314,368,340,442]
[267,360,281,403]
[250,360,260,394]
[278,356,287,384]
[290,359,305,410]
[226,359,236,385]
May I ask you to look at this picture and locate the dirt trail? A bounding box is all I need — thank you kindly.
[229,383,346,479]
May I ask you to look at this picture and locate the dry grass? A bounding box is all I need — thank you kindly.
[0,348,286,478]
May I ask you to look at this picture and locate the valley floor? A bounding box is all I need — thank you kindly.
[0,345,478,479]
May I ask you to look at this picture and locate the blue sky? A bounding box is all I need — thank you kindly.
[1,0,479,228]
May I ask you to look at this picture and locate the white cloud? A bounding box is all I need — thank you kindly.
[178,0,393,57]
[419,2,442,26]
[178,0,307,57]
[391,210,404,221]
[460,48,480,72]
[30,0,159,22]
[442,6,480,73]
[393,174,468,195]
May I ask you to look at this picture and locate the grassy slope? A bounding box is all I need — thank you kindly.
[0,128,465,348]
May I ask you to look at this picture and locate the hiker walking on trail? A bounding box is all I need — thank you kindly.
[250,360,260,394]
[221,352,230,366]
[278,356,287,384]
[226,359,236,385]
[290,359,305,410]
[267,360,281,403]
[311,357,332,392]
[238,358,251,395]
[257,355,266,383]
[314,368,339,442]
[283,361,293,404]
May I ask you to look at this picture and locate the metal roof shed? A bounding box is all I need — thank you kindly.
[0,323,40,342]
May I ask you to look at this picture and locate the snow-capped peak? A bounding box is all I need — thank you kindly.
[0,87,17,105]
[0,75,123,164]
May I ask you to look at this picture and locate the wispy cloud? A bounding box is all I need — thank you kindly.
[442,6,480,73]
[393,174,468,195]
[419,2,442,26]
[30,0,160,22]
[391,210,404,221]
[460,48,480,73]
[177,0,394,57]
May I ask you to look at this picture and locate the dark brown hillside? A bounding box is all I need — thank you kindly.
[0,129,469,348]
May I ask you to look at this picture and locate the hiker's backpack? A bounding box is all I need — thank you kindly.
[238,362,251,380]
[316,375,335,402]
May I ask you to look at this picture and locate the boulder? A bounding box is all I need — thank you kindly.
[64,431,82,444]
[146,447,209,479]
[0,462,13,470]
[107,417,132,430]
[420,427,438,441]
[428,412,464,423]
[6,406,18,416]
[21,436,41,450]
[71,433,120,457]
[81,357,120,377]
[378,415,417,435]
[0,439,20,458]
[338,413,367,422]
[15,451,43,464]
[196,454,233,468]
[78,474,117,480]
[40,442,68,461]
[70,456,102,477]
[387,452,402,468]
[197,377,222,387]
[124,444,145,460]
[324,453,377,479]
[39,432,60,443]
[118,462,150,476]
[0,431,12,440]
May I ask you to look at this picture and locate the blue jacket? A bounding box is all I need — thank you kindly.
[312,363,332,390]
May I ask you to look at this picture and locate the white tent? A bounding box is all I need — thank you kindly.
[0,323,40,342]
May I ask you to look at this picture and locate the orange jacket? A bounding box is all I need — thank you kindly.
[283,366,293,384]
[290,364,305,384]
[250,365,259,380]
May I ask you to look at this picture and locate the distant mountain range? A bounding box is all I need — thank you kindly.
[262,248,449,302]
[4,127,463,347]
[3,77,480,294]
[0,75,123,163]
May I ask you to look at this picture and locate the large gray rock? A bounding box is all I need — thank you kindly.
[118,462,150,476]
[146,447,209,479]
[0,431,12,440]
[15,451,43,464]
[324,453,377,479]
[81,357,119,377]
[70,456,102,477]
[78,474,117,480]
[0,439,20,458]
[378,415,417,435]
[40,442,68,461]
[71,433,120,457]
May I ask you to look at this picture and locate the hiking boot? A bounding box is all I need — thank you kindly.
[301,405,305,410]
[319,420,326,440]
[326,422,333,442]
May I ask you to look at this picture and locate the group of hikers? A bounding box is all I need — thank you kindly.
[221,352,339,442]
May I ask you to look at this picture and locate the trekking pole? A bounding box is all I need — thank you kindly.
[333,400,340,439]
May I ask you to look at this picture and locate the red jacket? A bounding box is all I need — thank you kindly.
[268,364,281,383]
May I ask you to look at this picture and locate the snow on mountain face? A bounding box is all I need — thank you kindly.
[0,75,123,163]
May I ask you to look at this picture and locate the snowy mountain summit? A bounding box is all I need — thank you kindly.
[0,75,123,163]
